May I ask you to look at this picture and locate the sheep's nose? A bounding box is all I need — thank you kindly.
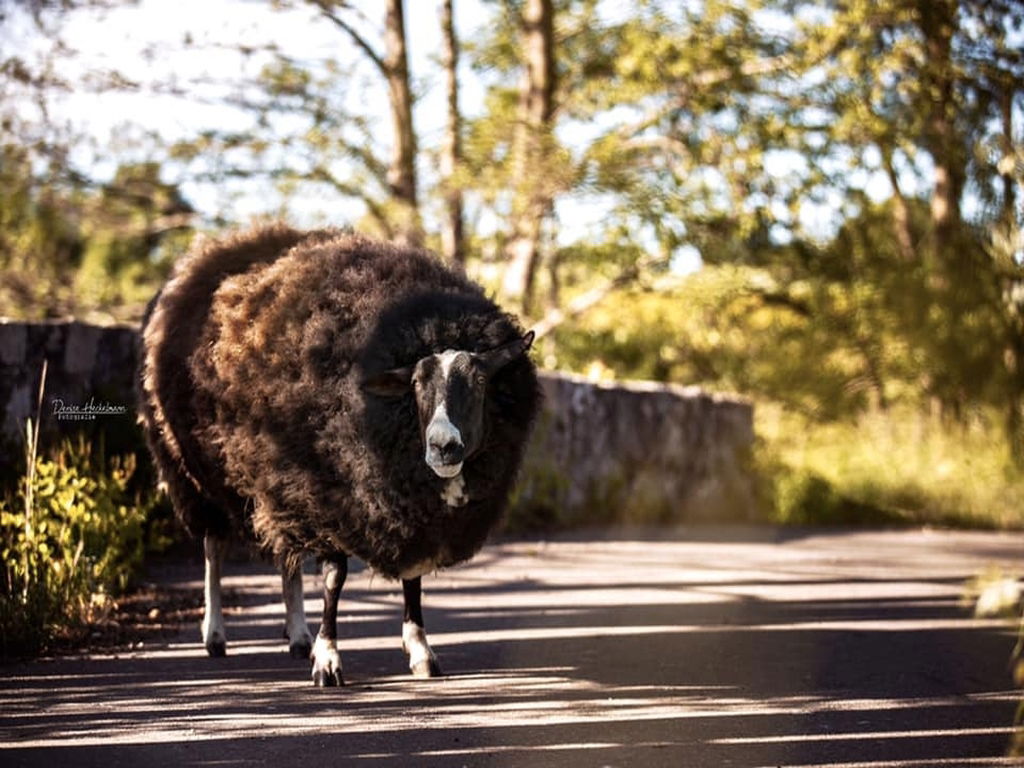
[429,437,464,466]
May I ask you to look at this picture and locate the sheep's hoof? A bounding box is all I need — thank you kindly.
[289,640,313,660]
[205,639,227,658]
[311,637,343,687]
[411,658,442,678]
[312,667,344,687]
[284,624,314,660]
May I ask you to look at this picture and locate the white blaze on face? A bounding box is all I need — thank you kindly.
[425,350,467,478]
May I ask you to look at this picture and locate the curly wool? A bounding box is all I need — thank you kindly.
[139,224,540,579]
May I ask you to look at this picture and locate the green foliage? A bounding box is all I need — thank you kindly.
[0,152,192,322]
[757,404,1024,529]
[72,163,193,320]
[0,431,156,658]
[0,144,83,318]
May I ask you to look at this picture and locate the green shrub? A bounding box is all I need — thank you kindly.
[771,467,841,525]
[0,429,155,658]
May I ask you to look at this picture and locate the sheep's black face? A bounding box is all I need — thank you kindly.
[413,351,482,478]
[362,332,534,479]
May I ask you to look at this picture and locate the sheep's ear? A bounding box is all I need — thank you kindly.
[479,331,534,375]
[361,366,414,397]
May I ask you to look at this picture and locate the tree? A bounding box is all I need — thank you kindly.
[0,147,192,321]
[500,0,555,314]
[0,4,194,321]
[313,0,422,246]
[786,0,1023,450]
[466,0,798,322]
[439,0,465,266]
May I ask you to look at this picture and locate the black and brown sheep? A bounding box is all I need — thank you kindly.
[138,224,539,685]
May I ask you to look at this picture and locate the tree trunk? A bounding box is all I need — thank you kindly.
[917,0,963,259]
[1001,80,1024,465]
[880,143,916,263]
[314,0,421,244]
[439,0,465,266]
[501,0,554,315]
[1007,336,1024,468]
[384,0,422,247]
[1000,82,1017,223]
[915,0,975,415]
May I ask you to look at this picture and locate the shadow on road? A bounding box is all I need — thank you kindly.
[1,529,1021,767]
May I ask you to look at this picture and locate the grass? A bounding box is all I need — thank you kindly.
[757,403,1024,530]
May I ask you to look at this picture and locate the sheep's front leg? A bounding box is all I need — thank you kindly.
[311,556,347,687]
[282,564,313,659]
[201,532,228,657]
[402,576,442,678]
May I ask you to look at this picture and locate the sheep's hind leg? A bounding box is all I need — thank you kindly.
[402,577,442,678]
[282,562,313,659]
[311,556,347,687]
[201,532,228,657]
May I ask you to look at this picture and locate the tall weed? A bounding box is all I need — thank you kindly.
[0,428,154,658]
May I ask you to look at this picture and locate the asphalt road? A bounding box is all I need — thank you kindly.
[2,527,1023,767]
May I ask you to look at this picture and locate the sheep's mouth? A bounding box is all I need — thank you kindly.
[429,462,463,479]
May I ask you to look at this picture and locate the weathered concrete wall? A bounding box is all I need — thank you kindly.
[514,373,757,526]
[0,320,756,521]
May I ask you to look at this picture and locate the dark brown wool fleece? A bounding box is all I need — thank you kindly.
[139,224,539,578]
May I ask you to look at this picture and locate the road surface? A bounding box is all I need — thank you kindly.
[2,527,1023,767]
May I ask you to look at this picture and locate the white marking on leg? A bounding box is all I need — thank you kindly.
[324,561,342,592]
[311,635,342,681]
[282,565,313,655]
[441,473,468,506]
[201,533,227,654]
[402,620,437,671]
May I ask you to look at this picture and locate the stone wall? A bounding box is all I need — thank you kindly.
[0,320,757,521]
[0,321,142,473]
[516,373,757,526]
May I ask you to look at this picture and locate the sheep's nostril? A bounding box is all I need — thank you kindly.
[432,439,464,465]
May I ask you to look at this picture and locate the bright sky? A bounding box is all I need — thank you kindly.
[22,0,495,226]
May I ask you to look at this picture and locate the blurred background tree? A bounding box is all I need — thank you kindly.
[1,0,1022,523]
[0,1,193,322]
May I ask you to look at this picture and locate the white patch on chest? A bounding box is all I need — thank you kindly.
[441,473,468,507]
